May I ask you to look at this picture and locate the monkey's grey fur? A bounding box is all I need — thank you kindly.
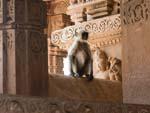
[67,32,93,81]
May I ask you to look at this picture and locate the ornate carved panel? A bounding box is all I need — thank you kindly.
[122,0,150,25]
[0,95,149,113]
[51,14,121,50]
[6,0,15,24]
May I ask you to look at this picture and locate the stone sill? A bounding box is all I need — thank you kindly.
[48,74,122,103]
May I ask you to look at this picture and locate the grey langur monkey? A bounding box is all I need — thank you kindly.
[67,31,93,81]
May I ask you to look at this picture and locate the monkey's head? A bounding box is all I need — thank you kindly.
[81,31,89,40]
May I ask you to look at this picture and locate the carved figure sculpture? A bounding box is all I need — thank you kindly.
[67,31,93,81]
[94,48,110,79]
[94,48,122,82]
[95,48,108,71]
[108,57,122,81]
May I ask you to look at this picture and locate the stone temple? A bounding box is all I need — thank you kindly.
[0,0,150,112]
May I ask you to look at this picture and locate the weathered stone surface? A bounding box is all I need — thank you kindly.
[0,0,48,96]
[48,75,122,102]
[122,0,150,105]
[0,94,149,113]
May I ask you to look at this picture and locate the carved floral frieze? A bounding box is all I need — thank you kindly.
[51,14,121,50]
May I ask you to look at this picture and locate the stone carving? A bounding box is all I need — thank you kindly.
[7,100,25,113]
[54,1,69,14]
[16,31,26,51]
[6,0,15,24]
[0,94,149,113]
[94,48,122,81]
[122,0,150,25]
[69,0,109,5]
[51,14,121,49]
[47,0,69,15]
[108,57,122,81]
[30,32,43,53]
[67,0,117,23]
[78,104,94,113]
[4,31,14,50]
[95,48,109,72]
[48,103,61,113]
[50,14,72,32]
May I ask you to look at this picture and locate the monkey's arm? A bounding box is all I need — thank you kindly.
[85,42,93,59]
[68,40,79,56]
[67,40,80,76]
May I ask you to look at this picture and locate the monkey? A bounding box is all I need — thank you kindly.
[67,31,93,81]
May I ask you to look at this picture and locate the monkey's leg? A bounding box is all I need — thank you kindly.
[72,58,80,77]
[68,55,75,77]
[85,60,93,81]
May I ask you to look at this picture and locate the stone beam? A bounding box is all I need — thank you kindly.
[51,14,121,50]
[0,94,150,113]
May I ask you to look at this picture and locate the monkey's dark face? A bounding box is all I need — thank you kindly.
[82,36,88,40]
[81,32,89,40]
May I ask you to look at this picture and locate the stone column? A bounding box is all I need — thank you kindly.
[45,0,70,75]
[122,0,150,105]
[0,0,48,96]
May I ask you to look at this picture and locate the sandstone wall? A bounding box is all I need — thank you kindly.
[122,0,150,105]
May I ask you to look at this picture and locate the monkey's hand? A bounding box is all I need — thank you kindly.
[86,74,94,81]
[74,73,80,78]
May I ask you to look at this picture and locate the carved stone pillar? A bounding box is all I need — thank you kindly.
[0,0,48,96]
[46,0,70,75]
[122,0,150,105]
[48,39,67,75]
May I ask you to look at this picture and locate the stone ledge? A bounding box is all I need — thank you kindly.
[0,94,150,113]
[48,75,122,103]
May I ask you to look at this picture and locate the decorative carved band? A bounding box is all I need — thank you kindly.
[122,0,150,25]
[51,14,121,50]
[0,94,150,113]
